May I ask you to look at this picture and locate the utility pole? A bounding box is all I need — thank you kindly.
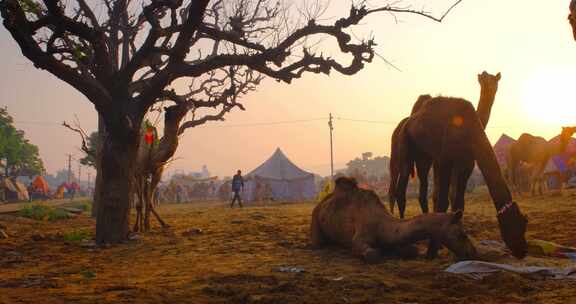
[66,154,73,183]
[328,113,334,179]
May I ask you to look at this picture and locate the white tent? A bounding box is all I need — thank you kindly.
[244,148,317,202]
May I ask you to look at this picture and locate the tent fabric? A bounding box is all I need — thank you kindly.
[543,136,576,175]
[31,176,50,195]
[493,134,516,168]
[244,148,317,202]
[247,148,313,180]
[0,178,29,201]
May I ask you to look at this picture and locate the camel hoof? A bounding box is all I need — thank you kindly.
[363,248,380,264]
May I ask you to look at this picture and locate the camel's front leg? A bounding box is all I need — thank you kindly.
[352,233,379,264]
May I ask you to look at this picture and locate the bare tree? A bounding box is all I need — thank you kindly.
[1,0,463,244]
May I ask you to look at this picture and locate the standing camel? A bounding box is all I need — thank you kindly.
[389,71,501,218]
[396,96,527,259]
[507,127,576,196]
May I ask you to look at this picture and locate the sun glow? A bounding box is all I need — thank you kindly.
[522,68,576,126]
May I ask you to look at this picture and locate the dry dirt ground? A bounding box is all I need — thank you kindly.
[1,189,576,304]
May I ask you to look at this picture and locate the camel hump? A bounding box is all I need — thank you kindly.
[334,176,358,192]
[410,94,432,115]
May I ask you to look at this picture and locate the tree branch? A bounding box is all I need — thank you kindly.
[62,120,94,157]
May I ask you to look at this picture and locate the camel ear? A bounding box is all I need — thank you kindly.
[451,210,463,224]
[496,72,501,80]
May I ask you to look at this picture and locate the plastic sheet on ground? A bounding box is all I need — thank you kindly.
[445,261,576,280]
[477,239,576,261]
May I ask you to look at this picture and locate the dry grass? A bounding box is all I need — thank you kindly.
[1,189,576,303]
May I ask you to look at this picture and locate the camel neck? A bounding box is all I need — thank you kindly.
[476,88,496,128]
[553,136,570,155]
[382,214,446,245]
[472,119,513,211]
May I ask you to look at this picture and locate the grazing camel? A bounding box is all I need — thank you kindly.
[507,127,576,196]
[311,177,477,263]
[389,71,501,218]
[394,96,527,259]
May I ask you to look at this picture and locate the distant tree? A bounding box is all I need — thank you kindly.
[1,0,462,243]
[0,107,44,177]
[78,131,98,169]
[346,153,390,181]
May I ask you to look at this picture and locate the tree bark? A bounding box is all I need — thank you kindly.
[95,124,140,244]
[91,115,106,218]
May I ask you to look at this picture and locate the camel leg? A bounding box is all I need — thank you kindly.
[427,160,453,259]
[530,164,545,196]
[416,159,431,214]
[395,165,411,219]
[352,233,379,264]
[450,163,474,213]
[310,208,327,248]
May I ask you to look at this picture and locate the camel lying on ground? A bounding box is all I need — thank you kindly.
[389,71,501,218]
[310,177,477,263]
[507,127,576,196]
[391,96,527,259]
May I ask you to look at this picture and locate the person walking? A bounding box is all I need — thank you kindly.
[230,170,244,208]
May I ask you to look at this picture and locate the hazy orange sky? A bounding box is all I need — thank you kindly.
[1,0,576,179]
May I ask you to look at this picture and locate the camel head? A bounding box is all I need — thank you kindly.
[437,211,477,260]
[477,71,501,100]
[497,202,528,259]
[569,0,576,41]
[561,126,576,140]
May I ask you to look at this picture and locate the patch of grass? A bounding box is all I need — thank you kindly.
[63,229,91,242]
[48,208,71,221]
[19,203,71,221]
[72,200,92,213]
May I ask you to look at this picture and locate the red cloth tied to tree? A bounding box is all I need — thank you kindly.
[145,128,154,145]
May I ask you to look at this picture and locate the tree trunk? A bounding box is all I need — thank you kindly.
[95,126,140,244]
[91,115,106,218]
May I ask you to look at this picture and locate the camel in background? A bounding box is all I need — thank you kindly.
[394,96,527,259]
[389,71,501,218]
[507,127,576,196]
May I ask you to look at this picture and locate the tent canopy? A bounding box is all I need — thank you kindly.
[247,148,313,180]
[244,148,317,202]
[493,134,516,168]
[31,176,50,194]
[0,178,29,201]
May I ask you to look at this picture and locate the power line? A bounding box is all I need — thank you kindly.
[203,117,327,128]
